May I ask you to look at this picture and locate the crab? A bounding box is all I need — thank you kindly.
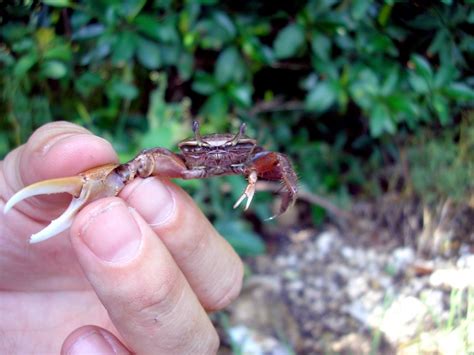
[4,121,298,244]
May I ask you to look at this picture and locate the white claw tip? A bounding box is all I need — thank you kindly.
[4,200,14,214]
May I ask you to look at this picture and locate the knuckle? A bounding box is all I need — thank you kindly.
[125,265,183,325]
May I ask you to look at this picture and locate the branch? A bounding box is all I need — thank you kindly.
[248,99,305,116]
[256,181,356,223]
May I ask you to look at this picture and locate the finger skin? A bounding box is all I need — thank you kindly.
[70,197,220,354]
[121,177,244,311]
[62,325,132,355]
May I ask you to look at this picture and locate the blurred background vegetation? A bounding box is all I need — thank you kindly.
[1,0,473,254]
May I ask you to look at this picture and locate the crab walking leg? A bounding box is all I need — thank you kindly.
[233,170,258,211]
[3,176,83,214]
[29,187,91,244]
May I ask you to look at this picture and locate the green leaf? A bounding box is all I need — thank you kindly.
[75,72,104,97]
[136,37,161,69]
[120,0,147,20]
[380,66,399,95]
[112,31,137,64]
[177,52,194,81]
[192,71,218,95]
[215,220,265,256]
[386,93,417,117]
[44,43,72,61]
[0,48,14,66]
[433,64,457,88]
[133,14,160,39]
[43,0,71,7]
[11,38,34,53]
[443,82,474,101]
[13,52,38,78]
[408,72,430,94]
[200,92,229,124]
[140,126,174,150]
[228,84,252,108]
[432,94,450,125]
[411,54,433,81]
[41,60,67,79]
[213,11,236,39]
[1,23,30,42]
[273,23,305,59]
[134,15,179,43]
[311,32,331,61]
[305,81,337,112]
[159,44,180,65]
[214,46,245,86]
[352,0,371,20]
[156,18,180,43]
[369,103,395,136]
[72,24,105,40]
[107,81,138,100]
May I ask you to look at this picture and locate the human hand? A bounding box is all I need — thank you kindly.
[0,122,243,354]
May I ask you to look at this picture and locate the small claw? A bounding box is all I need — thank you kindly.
[233,170,257,211]
[233,188,255,211]
[3,176,83,214]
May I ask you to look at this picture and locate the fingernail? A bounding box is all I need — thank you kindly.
[80,201,141,263]
[125,178,175,226]
[66,330,116,355]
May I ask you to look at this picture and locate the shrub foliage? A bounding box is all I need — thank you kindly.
[1,0,473,247]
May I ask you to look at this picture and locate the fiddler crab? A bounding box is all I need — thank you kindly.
[4,121,298,244]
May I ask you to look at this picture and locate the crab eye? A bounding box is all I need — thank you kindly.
[182,145,203,153]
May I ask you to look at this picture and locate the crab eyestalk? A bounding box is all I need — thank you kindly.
[192,120,204,146]
[227,123,247,146]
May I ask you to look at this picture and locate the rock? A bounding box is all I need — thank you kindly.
[390,247,416,274]
[226,275,302,352]
[329,333,373,354]
[430,268,474,289]
[379,296,428,344]
[227,325,293,355]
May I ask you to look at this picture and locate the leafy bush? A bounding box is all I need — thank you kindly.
[1,0,473,246]
[409,111,474,204]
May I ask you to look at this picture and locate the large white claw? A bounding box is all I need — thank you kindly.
[3,176,86,243]
[29,188,89,244]
[3,176,83,214]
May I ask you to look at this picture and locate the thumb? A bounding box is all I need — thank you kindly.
[1,121,117,222]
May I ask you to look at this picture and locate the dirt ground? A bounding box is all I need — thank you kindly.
[217,196,474,354]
